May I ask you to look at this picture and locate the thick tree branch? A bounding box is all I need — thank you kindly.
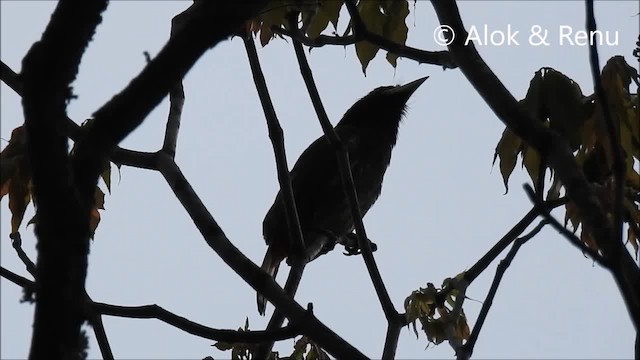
[430,0,640,331]
[458,220,548,360]
[155,153,366,359]
[20,1,108,359]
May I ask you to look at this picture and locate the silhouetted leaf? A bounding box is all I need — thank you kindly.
[493,128,522,193]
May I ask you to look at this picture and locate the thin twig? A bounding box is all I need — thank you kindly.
[287,12,398,323]
[242,30,306,261]
[442,278,469,356]
[85,294,114,360]
[464,197,567,284]
[244,23,310,359]
[161,13,188,159]
[458,220,548,360]
[161,78,184,158]
[0,266,35,289]
[9,232,36,276]
[91,302,301,343]
[524,186,609,268]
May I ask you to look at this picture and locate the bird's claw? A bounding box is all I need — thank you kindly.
[340,233,377,256]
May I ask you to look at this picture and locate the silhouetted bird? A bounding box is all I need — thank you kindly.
[257,77,428,315]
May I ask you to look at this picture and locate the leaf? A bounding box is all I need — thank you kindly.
[354,1,385,74]
[522,146,541,190]
[8,177,31,233]
[1,126,27,199]
[546,174,563,200]
[101,161,112,193]
[382,0,409,67]
[627,225,638,254]
[564,201,581,231]
[305,0,343,39]
[493,128,522,193]
[540,68,586,150]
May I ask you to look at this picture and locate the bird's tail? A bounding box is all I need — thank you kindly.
[257,246,280,316]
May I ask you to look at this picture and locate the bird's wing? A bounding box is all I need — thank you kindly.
[289,127,361,224]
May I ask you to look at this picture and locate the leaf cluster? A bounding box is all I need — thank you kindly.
[493,56,640,254]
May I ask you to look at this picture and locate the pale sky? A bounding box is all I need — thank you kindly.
[1,1,638,359]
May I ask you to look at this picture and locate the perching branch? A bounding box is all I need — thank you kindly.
[458,220,548,360]
[155,153,367,359]
[287,12,398,324]
[243,28,309,360]
[242,30,307,264]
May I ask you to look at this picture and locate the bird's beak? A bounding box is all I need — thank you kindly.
[386,76,429,99]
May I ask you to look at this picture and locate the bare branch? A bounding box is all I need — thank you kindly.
[91,302,300,343]
[458,220,548,360]
[0,266,35,289]
[85,297,114,360]
[242,33,308,360]
[9,232,36,277]
[161,13,189,159]
[242,31,307,262]
[524,186,609,268]
[0,60,21,93]
[464,197,567,285]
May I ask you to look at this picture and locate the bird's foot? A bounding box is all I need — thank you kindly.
[339,233,377,256]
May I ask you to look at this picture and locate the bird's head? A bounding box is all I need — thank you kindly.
[338,76,428,129]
